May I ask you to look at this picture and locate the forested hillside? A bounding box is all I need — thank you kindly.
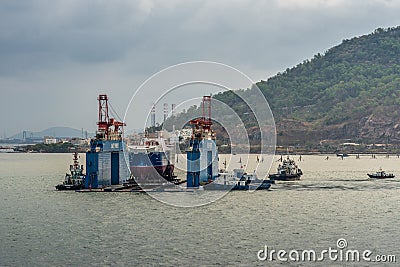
[168,27,400,147]
[217,26,400,145]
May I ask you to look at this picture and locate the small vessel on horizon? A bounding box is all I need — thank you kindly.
[367,169,395,179]
[268,155,303,181]
[56,152,85,190]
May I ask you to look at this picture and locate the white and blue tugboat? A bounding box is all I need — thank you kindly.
[204,168,273,191]
[268,155,303,181]
[56,152,85,190]
[367,169,395,179]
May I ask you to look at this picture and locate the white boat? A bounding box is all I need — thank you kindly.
[268,155,303,181]
[367,169,395,179]
[204,169,273,190]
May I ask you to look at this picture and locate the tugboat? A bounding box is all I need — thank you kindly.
[268,155,303,181]
[367,169,395,179]
[204,169,273,191]
[55,152,85,190]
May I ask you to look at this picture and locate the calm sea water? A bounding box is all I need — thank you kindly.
[1,153,399,266]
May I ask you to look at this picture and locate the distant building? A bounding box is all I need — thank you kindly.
[71,138,89,146]
[44,136,57,144]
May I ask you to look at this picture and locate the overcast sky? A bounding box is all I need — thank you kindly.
[1,0,400,136]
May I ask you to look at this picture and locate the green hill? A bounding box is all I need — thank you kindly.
[166,26,400,149]
[213,26,400,146]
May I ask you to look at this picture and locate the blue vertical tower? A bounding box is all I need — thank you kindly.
[186,95,218,188]
[85,139,129,189]
[186,138,201,188]
[199,139,218,183]
[84,94,129,189]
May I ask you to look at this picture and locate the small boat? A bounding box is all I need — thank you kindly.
[56,152,85,190]
[204,169,273,191]
[268,155,302,181]
[367,169,395,179]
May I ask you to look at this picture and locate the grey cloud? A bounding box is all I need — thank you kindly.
[2,0,400,74]
[1,0,400,134]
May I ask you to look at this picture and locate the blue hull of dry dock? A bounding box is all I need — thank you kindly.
[85,139,130,189]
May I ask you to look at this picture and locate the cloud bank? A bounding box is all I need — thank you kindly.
[1,0,400,135]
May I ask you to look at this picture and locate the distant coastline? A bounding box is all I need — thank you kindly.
[1,143,399,155]
[0,143,88,153]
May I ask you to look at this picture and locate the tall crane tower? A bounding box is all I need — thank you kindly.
[188,95,214,140]
[96,94,126,140]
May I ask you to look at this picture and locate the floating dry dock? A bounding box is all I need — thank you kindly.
[58,94,273,192]
[56,94,130,191]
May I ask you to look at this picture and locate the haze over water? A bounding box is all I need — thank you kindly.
[0,153,399,266]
